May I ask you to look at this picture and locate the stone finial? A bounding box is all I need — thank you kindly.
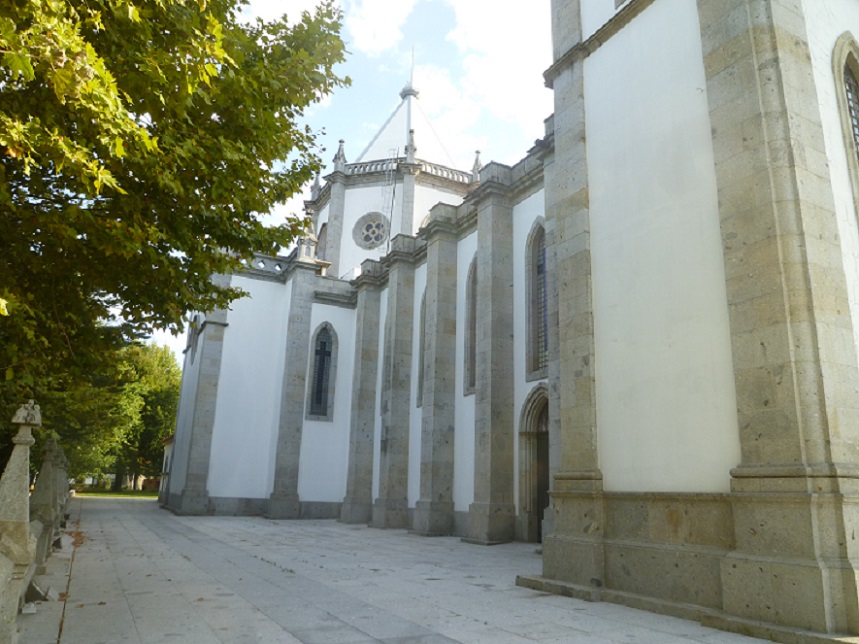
[400,82,419,100]
[406,129,417,163]
[12,400,41,427]
[471,150,482,183]
[298,234,318,262]
[311,172,322,199]
[333,140,347,173]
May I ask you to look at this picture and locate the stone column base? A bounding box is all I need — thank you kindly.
[339,500,372,524]
[720,485,859,634]
[176,489,211,515]
[267,493,300,519]
[371,497,408,529]
[463,502,515,545]
[412,500,454,536]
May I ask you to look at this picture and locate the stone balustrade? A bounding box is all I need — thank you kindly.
[0,401,70,644]
[346,158,472,185]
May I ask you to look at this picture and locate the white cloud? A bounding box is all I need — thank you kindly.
[344,0,419,56]
[411,64,484,169]
[440,0,553,159]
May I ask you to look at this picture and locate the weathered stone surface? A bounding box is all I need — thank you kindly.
[466,167,516,545]
[0,402,43,644]
[269,265,318,520]
[372,235,416,529]
[341,260,384,525]
[413,205,458,536]
[696,0,859,634]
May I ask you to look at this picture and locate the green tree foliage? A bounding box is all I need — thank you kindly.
[19,343,181,481]
[0,0,347,399]
[111,343,181,488]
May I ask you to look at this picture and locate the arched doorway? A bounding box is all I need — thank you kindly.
[518,386,550,542]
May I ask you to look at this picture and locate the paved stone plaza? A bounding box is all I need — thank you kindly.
[18,496,766,643]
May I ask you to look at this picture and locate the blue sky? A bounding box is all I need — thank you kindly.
[262,0,554,173]
[152,0,554,361]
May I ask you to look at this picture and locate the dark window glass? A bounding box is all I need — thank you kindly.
[846,65,859,161]
[311,328,332,416]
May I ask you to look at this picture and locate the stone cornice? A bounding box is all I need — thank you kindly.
[353,260,386,289]
[421,215,458,241]
[325,170,348,185]
[308,182,331,212]
[399,161,421,176]
[199,319,229,330]
[544,0,657,88]
[456,204,478,237]
[383,234,421,268]
[314,287,357,309]
[471,164,513,204]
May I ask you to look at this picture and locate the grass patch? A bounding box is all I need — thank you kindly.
[75,489,159,498]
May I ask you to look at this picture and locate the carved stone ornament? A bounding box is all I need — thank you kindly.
[11,399,42,427]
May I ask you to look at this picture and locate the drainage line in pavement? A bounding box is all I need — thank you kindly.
[56,498,82,644]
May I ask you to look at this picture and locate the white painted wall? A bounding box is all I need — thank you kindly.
[802,3,859,370]
[585,0,740,492]
[298,303,357,502]
[316,200,329,231]
[372,287,389,500]
[411,182,469,234]
[408,262,427,507]
[339,184,399,279]
[207,277,291,499]
[581,0,626,42]
[512,192,547,511]
[334,179,468,278]
[453,233,477,511]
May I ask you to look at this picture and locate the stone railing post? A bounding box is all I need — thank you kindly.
[30,435,66,569]
[0,400,41,644]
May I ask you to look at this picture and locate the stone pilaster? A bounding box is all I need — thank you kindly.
[175,275,231,515]
[697,0,859,634]
[465,163,516,545]
[269,263,318,519]
[372,235,417,529]
[324,140,348,278]
[325,178,346,278]
[398,129,420,237]
[398,164,420,237]
[413,205,458,536]
[539,0,604,586]
[341,260,384,524]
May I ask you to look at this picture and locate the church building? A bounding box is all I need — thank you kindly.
[166,0,859,639]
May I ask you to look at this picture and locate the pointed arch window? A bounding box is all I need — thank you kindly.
[307,324,338,421]
[834,33,859,214]
[526,221,548,380]
[317,223,328,261]
[845,64,859,161]
[464,256,477,395]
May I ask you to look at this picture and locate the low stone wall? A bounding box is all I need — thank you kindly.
[0,401,70,644]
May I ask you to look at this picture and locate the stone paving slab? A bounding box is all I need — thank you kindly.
[18,497,767,644]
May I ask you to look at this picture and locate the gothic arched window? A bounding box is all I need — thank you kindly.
[307,324,338,421]
[845,64,859,162]
[464,256,477,395]
[527,221,548,379]
[834,33,859,212]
